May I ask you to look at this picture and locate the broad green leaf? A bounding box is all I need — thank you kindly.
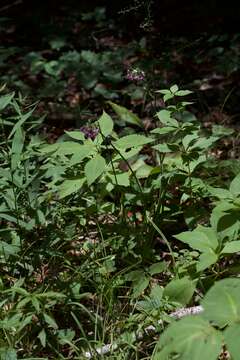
[174,226,218,252]
[58,177,85,199]
[163,277,195,306]
[208,186,232,200]
[114,134,153,149]
[153,317,222,360]
[69,144,96,165]
[230,173,240,197]
[148,262,166,275]
[136,163,153,178]
[151,126,176,135]
[132,277,149,298]
[98,111,113,137]
[84,154,106,185]
[153,143,175,153]
[0,92,14,111]
[107,101,142,127]
[56,141,86,155]
[156,110,178,127]
[224,323,240,359]
[221,241,240,254]
[196,251,218,272]
[170,84,179,93]
[202,278,240,327]
[107,172,130,187]
[65,131,85,141]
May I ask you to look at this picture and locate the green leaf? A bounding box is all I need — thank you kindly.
[84,154,106,185]
[163,277,195,306]
[132,277,149,298]
[148,262,166,275]
[175,90,193,96]
[56,141,86,155]
[65,131,85,141]
[0,348,17,360]
[151,126,176,135]
[196,251,218,272]
[170,84,179,93]
[230,173,240,197]
[38,329,46,347]
[11,127,25,169]
[153,143,175,153]
[202,278,240,327]
[153,317,222,360]
[98,111,113,137]
[156,110,178,127]
[221,241,240,254]
[69,144,96,165]
[107,172,130,187]
[208,186,232,200]
[58,177,85,199]
[174,226,218,253]
[107,101,142,127]
[43,313,58,329]
[9,106,36,138]
[224,323,240,359]
[0,92,14,111]
[114,134,153,149]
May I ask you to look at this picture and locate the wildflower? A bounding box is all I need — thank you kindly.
[126,68,145,82]
[80,125,99,140]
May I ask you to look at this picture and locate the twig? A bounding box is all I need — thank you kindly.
[83,305,204,358]
[0,0,22,13]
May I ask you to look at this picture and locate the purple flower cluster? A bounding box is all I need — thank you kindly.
[80,125,99,140]
[126,68,145,82]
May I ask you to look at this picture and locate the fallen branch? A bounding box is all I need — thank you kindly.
[83,305,204,358]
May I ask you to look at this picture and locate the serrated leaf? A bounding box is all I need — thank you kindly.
[108,101,142,127]
[114,134,153,149]
[58,177,85,199]
[153,317,222,360]
[84,154,106,185]
[98,111,113,137]
[202,278,240,327]
[163,277,195,306]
